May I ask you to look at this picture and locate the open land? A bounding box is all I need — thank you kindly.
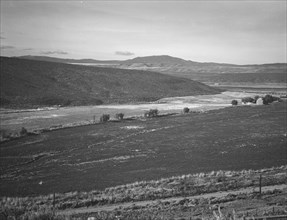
[1,101,286,198]
[2,90,286,135]
[1,56,287,219]
[58,182,287,219]
[1,166,287,219]
[0,91,269,134]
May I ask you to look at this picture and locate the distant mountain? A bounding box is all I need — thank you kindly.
[0,57,220,108]
[17,55,287,84]
[118,56,287,84]
[124,55,189,65]
[17,55,121,64]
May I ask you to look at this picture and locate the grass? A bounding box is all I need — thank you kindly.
[1,166,286,219]
[0,102,286,197]
[209,71,287,84]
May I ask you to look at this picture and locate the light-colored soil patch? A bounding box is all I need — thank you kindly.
[64,154,147,166]
[121,125,145,130]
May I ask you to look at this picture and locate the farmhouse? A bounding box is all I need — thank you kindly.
[256,98,264,105]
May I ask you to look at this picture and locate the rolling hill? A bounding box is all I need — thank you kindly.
[17,55,120,64]
[0,57,220,108]
[120,56,287,84]
[17,55,287,84]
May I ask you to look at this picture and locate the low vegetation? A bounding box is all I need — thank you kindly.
[144,109,159,118]
[100,114,110,122]
[1,102,286,197]
[0,127,35,142]
[241,97,255,104]
[231,100,238,106]
[241,94,281,104]
[183,107,190,113]
[115,113,125,120]
[1,166,286,219]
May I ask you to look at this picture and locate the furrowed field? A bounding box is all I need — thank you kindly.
[0,102,286,197]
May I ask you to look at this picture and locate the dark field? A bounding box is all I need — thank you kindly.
[0,102,286,197]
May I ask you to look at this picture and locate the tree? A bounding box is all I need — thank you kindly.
[231,100,238,106]
[115,113,124,120]
[100,114,110,122]
[254,95,260,102]
[241,97,255,104]
[263,94,273,104]
[20,127,28,136]
[144,109,159,118]
[183,107,190,113]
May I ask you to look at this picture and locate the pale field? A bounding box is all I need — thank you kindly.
[0,91,276,133]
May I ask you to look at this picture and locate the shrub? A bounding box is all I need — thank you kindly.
[100,114,110,122]
[241,97,255,104]
[183,107,190,113]
[254,95,260,102]
[144,109,159,118]
[231,100,238,106]
[115,113,124,120]
[263,94,280,105]
[263,94,273,105]
[20,127,28,136]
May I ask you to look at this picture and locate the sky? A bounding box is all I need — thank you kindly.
[0,0,286,64]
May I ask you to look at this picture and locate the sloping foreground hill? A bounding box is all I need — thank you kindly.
[0,57,220,108]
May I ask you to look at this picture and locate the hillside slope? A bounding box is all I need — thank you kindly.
[0,57,220,108]
[17,55,120,64]
[18,55,287,84]
[120,56,287,83]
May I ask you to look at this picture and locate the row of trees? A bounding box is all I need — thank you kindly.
[100,107,198,123]
[232,94,281,106]
[97,93,283,123]
[100,109,160,123]
[144,109,159,118]
[99,113,125,122]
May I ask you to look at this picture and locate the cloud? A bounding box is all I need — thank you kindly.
[1,45,14,50]
[115,51,134,56]
[23,48,33,51]
[41,50,68,55]
[0,36,6,39]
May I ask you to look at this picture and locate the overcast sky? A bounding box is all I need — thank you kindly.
[0,0,286,64]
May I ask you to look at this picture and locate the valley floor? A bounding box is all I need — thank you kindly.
[0,100,286,219]
[1,101,286,196]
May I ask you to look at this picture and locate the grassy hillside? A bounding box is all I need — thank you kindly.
[0,57,220,108]
[17,55,120,64]
[16,55,287,84]
[206,71,287,84]
[119,56,287,83]
[2,166,286,219]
